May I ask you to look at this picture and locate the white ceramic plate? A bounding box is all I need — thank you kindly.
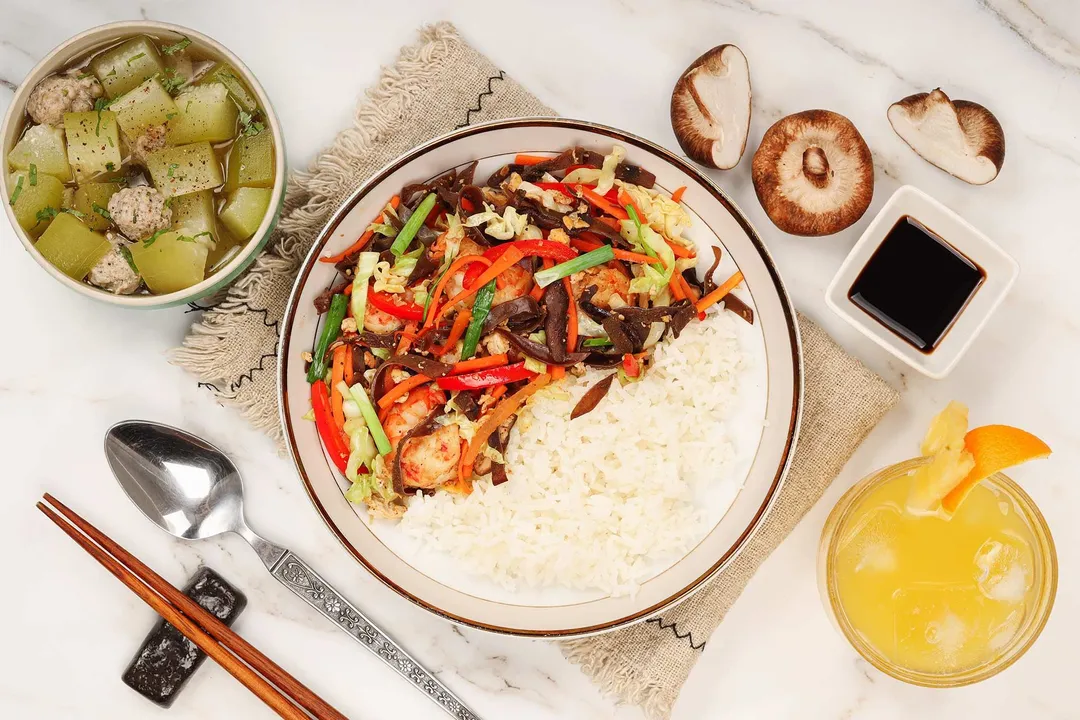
[279,118,802,637]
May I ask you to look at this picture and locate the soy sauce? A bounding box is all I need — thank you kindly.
[848,216,984,352]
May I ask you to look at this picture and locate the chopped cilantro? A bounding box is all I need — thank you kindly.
[165,111,178,120]
[105,162,116,172]
[143,228,167,247]
[93,97,114,136]
[192,231,212,240]
[28,164,37,186]
[126,52,147,66]
[36,206,57,222]
[167,163,179,178]
[178,235,195,242]
[238,110,265,138]
[92,203,112,220]
[119,244,139,273]
[9,175,23,206]
[76,71,94,79]
[161,37,191,55]
[157,69,185,95]
[64,207,86,219]
[106,68,117,77]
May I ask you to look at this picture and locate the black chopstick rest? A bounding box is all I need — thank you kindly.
[122,566,247,707]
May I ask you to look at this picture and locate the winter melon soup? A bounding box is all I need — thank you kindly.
[6,33,275,295]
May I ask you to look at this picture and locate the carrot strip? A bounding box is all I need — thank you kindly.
[671,186,687,203]
[320,196,401,263]
[562,276,578,353]
[452,438,472,493]
[437,248,525,322]
[433,310,472,355]
[530,258,553,300]
[464,374,551,470]
[668,274,686,302]
[452,354,509,374]
[514,153,552,165]
[695,271,745,314]
[395,321,418,355]
[343,284,353,295]
[678,273,699,303]
[344,345,355,385]
[423,255,491,329]
[666,240,696,259]
[570,238,655,264]
[488,385,507,402]
[576,185,629,220]
[376,373,432,410]
[595,216,622,230]
[330,346,348,429]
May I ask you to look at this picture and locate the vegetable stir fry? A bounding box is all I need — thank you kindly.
[306,147,748,518]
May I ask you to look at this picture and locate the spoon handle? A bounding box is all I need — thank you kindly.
[269,550,480,720]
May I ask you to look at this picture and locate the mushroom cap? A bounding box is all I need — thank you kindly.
[888,88,1004,185]
[670,44,752,170]
[751,110,874,237]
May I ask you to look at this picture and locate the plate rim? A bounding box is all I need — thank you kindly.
[277,116,804,637]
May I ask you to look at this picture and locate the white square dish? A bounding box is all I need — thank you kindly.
[825,185,1018,379]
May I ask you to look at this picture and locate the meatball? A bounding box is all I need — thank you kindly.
[26,72,104,127]
[107,186,172,241]
[88,233,142,295]
[131,124,167,165]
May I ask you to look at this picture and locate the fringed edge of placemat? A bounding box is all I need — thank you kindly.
[563,640,672,719]
[169,22,463,443]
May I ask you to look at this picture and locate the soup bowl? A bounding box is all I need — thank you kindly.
[0,21,286,308]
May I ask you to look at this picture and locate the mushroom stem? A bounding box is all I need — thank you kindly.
[802,146,830,188]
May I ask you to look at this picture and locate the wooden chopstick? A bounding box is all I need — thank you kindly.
[38,494,347,720]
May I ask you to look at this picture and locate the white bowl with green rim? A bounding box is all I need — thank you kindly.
[0,21,286,308]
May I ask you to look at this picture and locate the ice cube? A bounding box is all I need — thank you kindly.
[988,608,1025,651]
[893,583,973,669]
[925,611,968,655]
[837,503,901,574]
[974,537,1033,603]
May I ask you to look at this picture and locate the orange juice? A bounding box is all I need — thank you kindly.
[819,459,1056,686]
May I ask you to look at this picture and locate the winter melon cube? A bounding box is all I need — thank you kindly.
[71,182,120,232]
[111,77,178,137]
[89,35,166,98]
[64,111,122,181]
[34,211,110,279]
[8,171,66,238]
[219,187,271,240]
[7,124,72,182]
[170,189,217,245]
[128,231,208,294]
[166,83,238,145]
[145,142,223,197]
[195,62,258,113]
[224,131,274,191]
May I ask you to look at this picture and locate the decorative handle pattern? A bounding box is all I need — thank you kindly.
[271,550,479,720]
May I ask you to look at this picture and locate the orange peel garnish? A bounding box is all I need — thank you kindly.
[941,424,1052,513]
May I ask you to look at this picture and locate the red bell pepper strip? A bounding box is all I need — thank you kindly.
[462,262,486,290]
[622,353,640,378]
[367,288,425,322]
[482,240,578,263]
[436,361,537,391]
[311,381,350,474]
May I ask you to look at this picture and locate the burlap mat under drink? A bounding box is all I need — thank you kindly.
[173,22,899,720]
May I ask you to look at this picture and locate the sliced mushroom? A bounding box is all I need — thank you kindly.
[670,45,752,170]
[751,110,874,237]
[888,89,1004,185]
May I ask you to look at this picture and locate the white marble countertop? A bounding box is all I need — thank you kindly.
[1,1,1077,718]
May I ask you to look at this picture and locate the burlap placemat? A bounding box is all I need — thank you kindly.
[173,22,899,719]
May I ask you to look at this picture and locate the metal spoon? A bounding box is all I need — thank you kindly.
[105,420,478,720]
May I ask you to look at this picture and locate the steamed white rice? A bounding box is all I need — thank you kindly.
[399,309,748,596]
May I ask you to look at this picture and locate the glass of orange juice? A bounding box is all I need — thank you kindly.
[818,457,1057,686]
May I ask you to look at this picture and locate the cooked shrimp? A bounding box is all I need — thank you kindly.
[398,424,461,490]
[364,303,404,334]
[384,384,446,447]
[571,265,630,309]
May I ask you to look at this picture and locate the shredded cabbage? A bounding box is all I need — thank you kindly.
[562,167,601,185]
[373,246,422,294]
[619,215,676,297]
[576,312,606,337]
[350,252,379,325]
[366,222,397,237]
[595,146,625,195]
[616,181,693,243]
[517,180,575,213]
[465,203,531,241]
